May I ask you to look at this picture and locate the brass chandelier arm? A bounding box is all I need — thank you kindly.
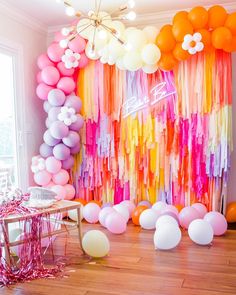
[100,23,125,45]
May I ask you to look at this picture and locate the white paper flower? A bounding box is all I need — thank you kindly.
[182,33,204,55]
[58,106,77,126]
[61,49,81,69]
[31,156,46,173]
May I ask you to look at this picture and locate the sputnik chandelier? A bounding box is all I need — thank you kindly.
[58,0,136,57]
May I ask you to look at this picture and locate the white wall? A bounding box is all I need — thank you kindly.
[0,7,48,189]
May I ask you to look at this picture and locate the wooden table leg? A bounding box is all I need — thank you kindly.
[76,207,85,254]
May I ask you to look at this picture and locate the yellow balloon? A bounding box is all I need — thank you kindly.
[141,44,161,65]
[82,230,110,258]
[123,51,143,71]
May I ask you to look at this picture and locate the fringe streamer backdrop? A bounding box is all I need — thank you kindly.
[72,50,233,211]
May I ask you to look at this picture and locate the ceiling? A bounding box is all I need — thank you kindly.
[1,0,236,28]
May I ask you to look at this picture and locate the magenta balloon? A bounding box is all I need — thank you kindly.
[62,155,75,169]
[41,66,60,86]
[39,143,53,158]
[47,43,64,62]
[37,71,43,83]
[64,95,82,112]
[204,212,227,236]
[43,130,61,146]
[48,107,61,121]
[138,200,152,208]
[45,156,62,174]
[106,212,127,234]
[50,121,69,139]
[53,143,70,160]
[62,131,80,147]
[37,54,54,70]
[57,62,75,76]
[78,53,89,69]
[52,169,69,185]
[57,77,76,95]
[36,83,54,100]
[68,35,86,53]
[43,101,52,113]
[179,206,200,229]
[70,114,84,131]
[34,170,52,186]
[70,142,81,155]
[192,203,208,218]
[48,89,66,106]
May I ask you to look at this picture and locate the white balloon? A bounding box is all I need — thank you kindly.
[116,57,126,70]
[156,215,179,229]
[124,27,137,39]
[85,42,100,60]
[108,39,125,59]
[68,204,84,221]
[109,21,125,38]
[142,63,158,74]
[143,26,159,43]
[9,227,23,243]
[88,34,108,51]
[152,201,167,212]
[141,44,161,65]
[154,223,182,250]
[108,56,116,65]
[125,29,147,50]
[139,208,159,230]
[99,207,115,227]
[82,230,110,258]
[123,51,143,71]
[113,204,129,222]
[120,200,136,218]
[188,219,214,245]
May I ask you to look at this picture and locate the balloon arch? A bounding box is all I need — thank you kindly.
[32,5,236,202]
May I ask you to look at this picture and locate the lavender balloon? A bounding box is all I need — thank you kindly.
[43,101,52,113]
[62,131,80,148]
[39,143,53,157]
[50,121,69,139]
[64,95,82,113]
[43,130,61,146]
[69,114,84,131]
[53,143,70,160]
[70,142,81,155]
[48,107,61,121]
[48,89,66,106]
[62,155,75,169]
[45,118,53,128]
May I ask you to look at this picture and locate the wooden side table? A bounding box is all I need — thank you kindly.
[0,200,84,266]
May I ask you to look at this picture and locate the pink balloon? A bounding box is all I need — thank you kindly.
[57,77,76,94]
[52,169,69,185]
[36,83,54,100]
[99,207,115,227]
[83,203,101,223]
[41,66,60,86]
[57,62,75,76]
[50,121,69,139]
[69,114,84,131]
[192,203,208,218]
[47,43,65,62]
[179,206,200,229]
[51,185,66,200]
[45,181,55,188]
[34,170,52,186]
[62,155,75,169]
[78,53,89,69]
[53,143,70,161]
[62,131,80,147]
[48,89,66,106]
[64,184,75,200]
[204,211,227,236]
[162,205,179,216]
[37,54,54,70]
[106,212,127,234]
[68,35,86,53]
[37,71,43,83]
[120,200,136,218]
[45,156,62,174]
[70,142,81,155]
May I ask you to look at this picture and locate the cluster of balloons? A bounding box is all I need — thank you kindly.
[156,5,236,71]
[32,34,89,199]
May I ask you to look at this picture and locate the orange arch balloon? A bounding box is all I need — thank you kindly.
[158,52,178,71]
[173,11,188,24]
[173,43,190,61]
[156,27,176,53]
[172,19,194,42]
[212,27,232,49]
[188,6,208,29]
[224,36,236,52]
[225,12,236,35]
[208,5,228,29]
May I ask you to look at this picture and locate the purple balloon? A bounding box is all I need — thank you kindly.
[39,143,53,157]
[138,200,152,208]
[70,142,81,155]
[48,89,66,106]
[50,121,69,139]
[62,155,75,169]
[101,202,113,209]
[43,101,52,113]
[48,107,61,121]
[43,130,61,146]
[62,131,80,148]
[65,95,82,113]
[53,143,70,160]
[69,114,84,131]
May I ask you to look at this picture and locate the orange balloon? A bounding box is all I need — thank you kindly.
[198,29,211,47]
[173,43,190,61]
[158,52,178,71]
[224,36,236,52]
[208,5,228,29]
[226,202,236,223]
[156,27,176,52]
[212,26,232,49]
[132,205,148,225]
[89,200,102,207]
[172,19,194,42]
[160,24,172,33]
[188,6,208,29]
[173,11,188,24]
[175,204,184,213]
[74,198,87,206]
[225,12,236,35]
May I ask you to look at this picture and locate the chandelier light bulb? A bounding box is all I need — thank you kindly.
[65,6,76,17]
[89,49,96,57]
[59,39,69,48]
[88,10,95,17]
[124,42,132,51]
[61,27,70,36]
[127,0,136,9]
[98,30,107,40]
[126,11,136,21]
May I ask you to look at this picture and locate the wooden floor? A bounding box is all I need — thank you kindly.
[2,222,236,295]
